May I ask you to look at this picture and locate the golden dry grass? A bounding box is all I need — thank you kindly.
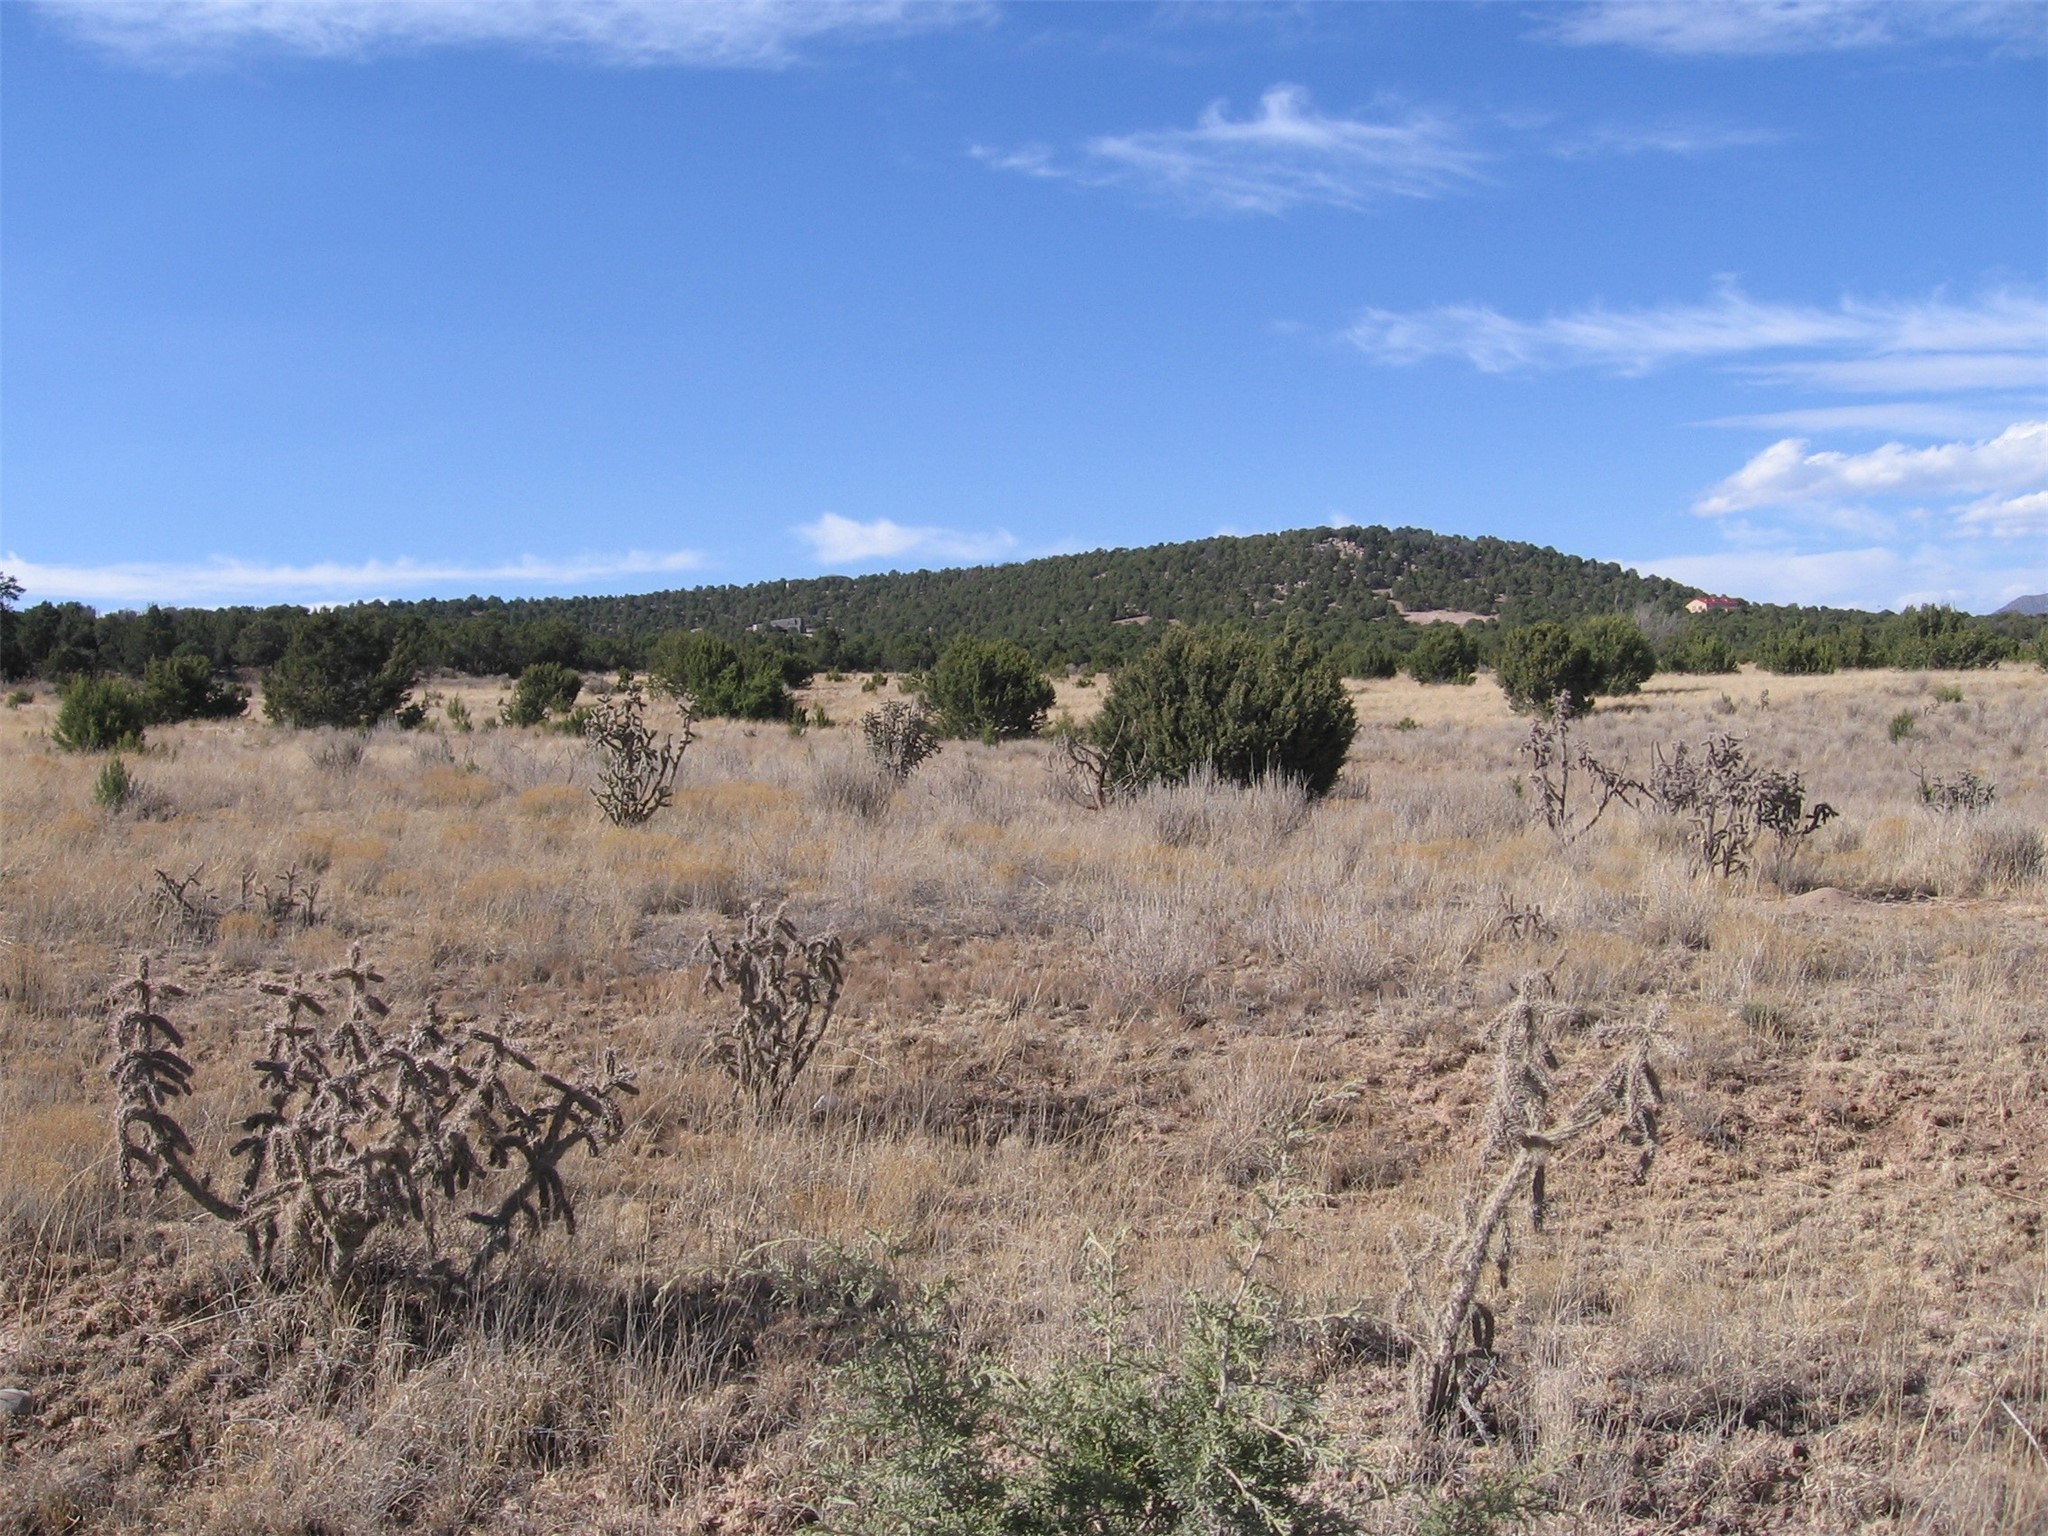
[1,664,2043,1534]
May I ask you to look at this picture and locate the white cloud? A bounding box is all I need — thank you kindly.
[1345,284,2047,387]
[1544,1,2045,57]
[1694,420,2048,514]
[1551,120,1784,158]
[1637,541,2048,613]
[975,85,1486,215]
[1958,488,2048,536]
[3,548,702,607]
[32,0,973,69]
[1702,402,2032,436]
[795,513,1016,568]
[1654,420,2048,610]
[1745,352,2048,393]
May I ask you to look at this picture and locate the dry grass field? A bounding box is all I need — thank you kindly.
[2,664,2043,1534]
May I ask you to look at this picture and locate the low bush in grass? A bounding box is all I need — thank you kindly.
[1092,624,1356,797]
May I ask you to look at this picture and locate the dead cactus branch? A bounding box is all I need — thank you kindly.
[586,679,691,826]
[1400,976,1665,1441]
[152,862,322,937]
[103,947,635,1284]
[1519,697,1647,842]
[702,904,847,1114]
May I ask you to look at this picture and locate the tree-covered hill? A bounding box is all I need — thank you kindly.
[5,523,2039,684]
[398,524,1702,671]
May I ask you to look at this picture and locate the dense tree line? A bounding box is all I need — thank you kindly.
[2,526,2040,694]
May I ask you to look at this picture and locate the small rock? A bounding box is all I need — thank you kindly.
[0,1388,32,1418]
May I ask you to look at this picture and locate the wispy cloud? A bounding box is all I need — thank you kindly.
[1543,1,2045,57]
[974,85,1486,216]
[31,0,974,70]
[1551,120,1784,158]
[795,513,1016,568]
[1702,402,2029,436]
[2,549,703,607]
[1344,283,2047,388]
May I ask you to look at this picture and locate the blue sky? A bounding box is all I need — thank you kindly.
[4,0,2044,613]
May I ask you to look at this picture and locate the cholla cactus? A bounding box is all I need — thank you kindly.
[586,679,692,826]
[1650,734,1836,875]
[105,947,636,1283]
[702,903,846,1114]
[860,700,940,783]
[1399,974,1665,1440]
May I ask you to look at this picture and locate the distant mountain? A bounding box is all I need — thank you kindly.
[1995,593,2048,616]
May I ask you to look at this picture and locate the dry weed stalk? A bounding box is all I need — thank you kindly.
[586,679,692,826]
[106,946,636,1283]
[1398,974,1665,1442]
[701,903,846,1114]
[1048,719,1132,811]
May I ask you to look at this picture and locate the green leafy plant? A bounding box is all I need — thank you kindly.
[1888,710,1916,743]
[500,661,583,727]
[262,611,421,729]
[1575,615,1658,698]
[823,1220,1352,1535]
[1756,628,1836,676]
[1407,624,1478,685]
[1660,627,1738,675]
[140,653,249,723]
[648,630,796,720]
[1417,1472,1547,1536]
[1092,625,1357,797]
[53,675,150,752]
[1493,624,1599,716]
[926,637,1056,742]
[94,754,136,811]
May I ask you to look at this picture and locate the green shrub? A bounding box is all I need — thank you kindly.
[141,653,249,724]
[1577,615,1658,696]
[1756,628,1836,676]
[648,631,794,720]
[501,661,583,727]
[53,675,149,751]
[1881,605,2007,670]
[94,754,135,811]
[1494,623,1600,715]
[1406,623,1478,685]
[262,612,421,729]
[1889,709,1916,743]
[1333,637,1400,681]
[926,637,1055,742]
[1092,625,1356,797]
[1662,627,1738,675]
[823,1249,1348,1536]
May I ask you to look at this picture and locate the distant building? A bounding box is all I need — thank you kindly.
[1685,595,1744,615]
[748,617,811,636]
